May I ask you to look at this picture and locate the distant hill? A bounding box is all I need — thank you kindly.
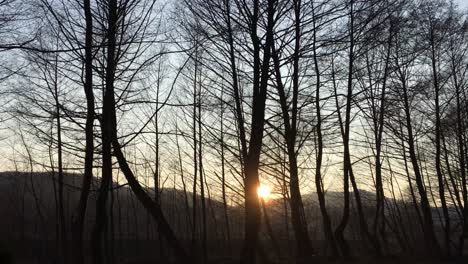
[0,171,458,261]
[0,171,244,241]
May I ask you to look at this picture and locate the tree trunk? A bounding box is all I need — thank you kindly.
[241,1,275,263]
[312,2,338,256]
[430,30,450,255]
[91,1,118,262]
[73,0,95,262]
[399,65,441,256]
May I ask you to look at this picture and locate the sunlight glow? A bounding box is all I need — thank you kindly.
[257,185,271,200]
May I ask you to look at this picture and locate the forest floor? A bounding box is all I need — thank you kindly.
[6,253,468,263]
[9,258,468,264]
[289,256,468,264]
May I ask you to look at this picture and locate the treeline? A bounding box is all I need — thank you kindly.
[0,0,467,263]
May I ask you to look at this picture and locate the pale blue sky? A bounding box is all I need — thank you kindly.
[456,0,468,9]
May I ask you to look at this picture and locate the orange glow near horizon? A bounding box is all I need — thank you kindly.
[257,185,271,200]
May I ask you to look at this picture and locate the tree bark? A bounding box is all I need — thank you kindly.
[91,0,118,262]
[311,1,338,256]
[72,0,94,262]
[241,1,275,263]
[397,60,441,256]
[430,27,450,255]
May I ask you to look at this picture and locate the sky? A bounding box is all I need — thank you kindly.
[456,0,468,9]
[0,0,468,188]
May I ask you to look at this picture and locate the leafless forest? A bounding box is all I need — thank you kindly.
[0,0,467,263]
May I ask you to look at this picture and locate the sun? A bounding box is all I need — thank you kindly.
[257,185,271,200]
